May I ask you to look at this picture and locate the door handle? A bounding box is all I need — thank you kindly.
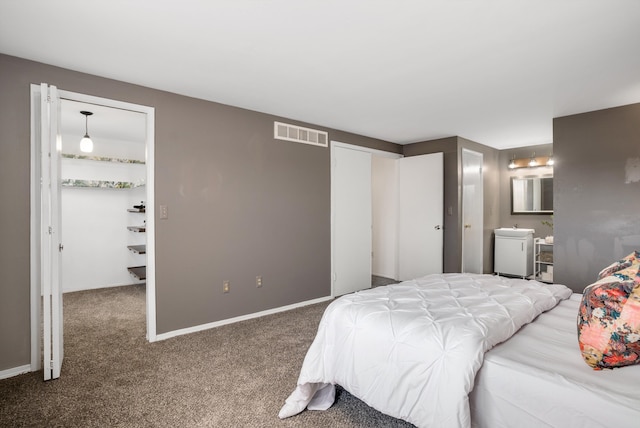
[464,224,471,229]
[59,243,64,252]
[434,225,442,230]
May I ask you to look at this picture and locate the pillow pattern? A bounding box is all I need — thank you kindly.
[597,251,640,280]
[578,264,640,370]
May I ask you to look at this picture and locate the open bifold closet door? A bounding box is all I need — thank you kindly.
[40,83,64,380]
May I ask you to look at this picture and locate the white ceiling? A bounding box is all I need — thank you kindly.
[2,0,640,149]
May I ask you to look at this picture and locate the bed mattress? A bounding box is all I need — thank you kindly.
[470,294,640,428]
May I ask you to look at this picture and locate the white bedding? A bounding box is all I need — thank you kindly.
[470,294,640,428]
[279,273,572,428]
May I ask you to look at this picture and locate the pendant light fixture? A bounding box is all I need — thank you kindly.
[79,110,94,153]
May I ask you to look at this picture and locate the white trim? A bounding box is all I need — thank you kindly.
[154,296,333,342]
[331,141,403,159]
[29,84,41,372]
[30,86,158,369]
[63,281,145,294]
[144,108,157,342]
[0,364,31,380]
[55,90,157,342]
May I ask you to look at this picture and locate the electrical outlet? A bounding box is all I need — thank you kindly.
[256,276,262,288]
[223,280,230,293]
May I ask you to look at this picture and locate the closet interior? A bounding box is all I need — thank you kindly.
[60,100,147,293]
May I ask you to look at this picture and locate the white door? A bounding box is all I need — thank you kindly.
[461,149,483,273]
[398,153,443,281]
[332,145,372,296]
[40,83,64,380]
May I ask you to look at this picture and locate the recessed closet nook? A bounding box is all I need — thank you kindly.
[60,100,147,293]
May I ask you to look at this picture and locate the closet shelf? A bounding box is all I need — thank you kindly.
[127,204,146,282]
[127,245,146,254]
[127,266,146,280]
[62,179,145,189]
[62,153,145,165]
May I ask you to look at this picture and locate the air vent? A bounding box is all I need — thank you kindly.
[274,121,328,147]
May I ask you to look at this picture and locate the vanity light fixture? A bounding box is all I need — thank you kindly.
[507,152,554,170]
[79,110,94,153]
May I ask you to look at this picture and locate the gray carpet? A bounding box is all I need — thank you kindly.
[372,275,397,288]
[0,284,414,427]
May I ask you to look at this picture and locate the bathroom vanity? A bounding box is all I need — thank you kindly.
[494,228,534,278]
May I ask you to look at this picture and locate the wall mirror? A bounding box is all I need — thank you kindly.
[511,175,553,214]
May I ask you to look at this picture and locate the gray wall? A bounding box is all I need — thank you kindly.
[498,143,555,239]
[553,103,640,292]
[403,137,500,274]
[0,54,400,371]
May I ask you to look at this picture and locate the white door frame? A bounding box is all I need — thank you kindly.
[330,141,401,296]
[461,148,483,273]
[30,85,157,371]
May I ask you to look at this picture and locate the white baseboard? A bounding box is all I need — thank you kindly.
[0,364,31,380]
[63,281,144,294]
[153,296,333,342]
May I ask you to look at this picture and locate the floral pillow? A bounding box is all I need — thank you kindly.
[597,251,640,280]
[578,264,640,370]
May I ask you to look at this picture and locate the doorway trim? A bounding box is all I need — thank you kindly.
[460,148,483,274]
[30,85,157,371]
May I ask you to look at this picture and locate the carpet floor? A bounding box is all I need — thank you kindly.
[0,284,413,427]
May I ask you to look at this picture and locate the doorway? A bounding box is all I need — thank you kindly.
[59,99,147,293]
[30,85,157,378]
[331,141,443,296]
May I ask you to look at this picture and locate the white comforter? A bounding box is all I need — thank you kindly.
[279,273,572,428]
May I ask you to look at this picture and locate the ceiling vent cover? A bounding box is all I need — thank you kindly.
[274,121,328,147]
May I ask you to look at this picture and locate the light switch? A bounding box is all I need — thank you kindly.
[160,205,168,219]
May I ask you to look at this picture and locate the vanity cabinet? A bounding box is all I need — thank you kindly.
[494,229,534,278]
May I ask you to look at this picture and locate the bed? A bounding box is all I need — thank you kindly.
[279,273,640,428]
[470,293,640,427]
